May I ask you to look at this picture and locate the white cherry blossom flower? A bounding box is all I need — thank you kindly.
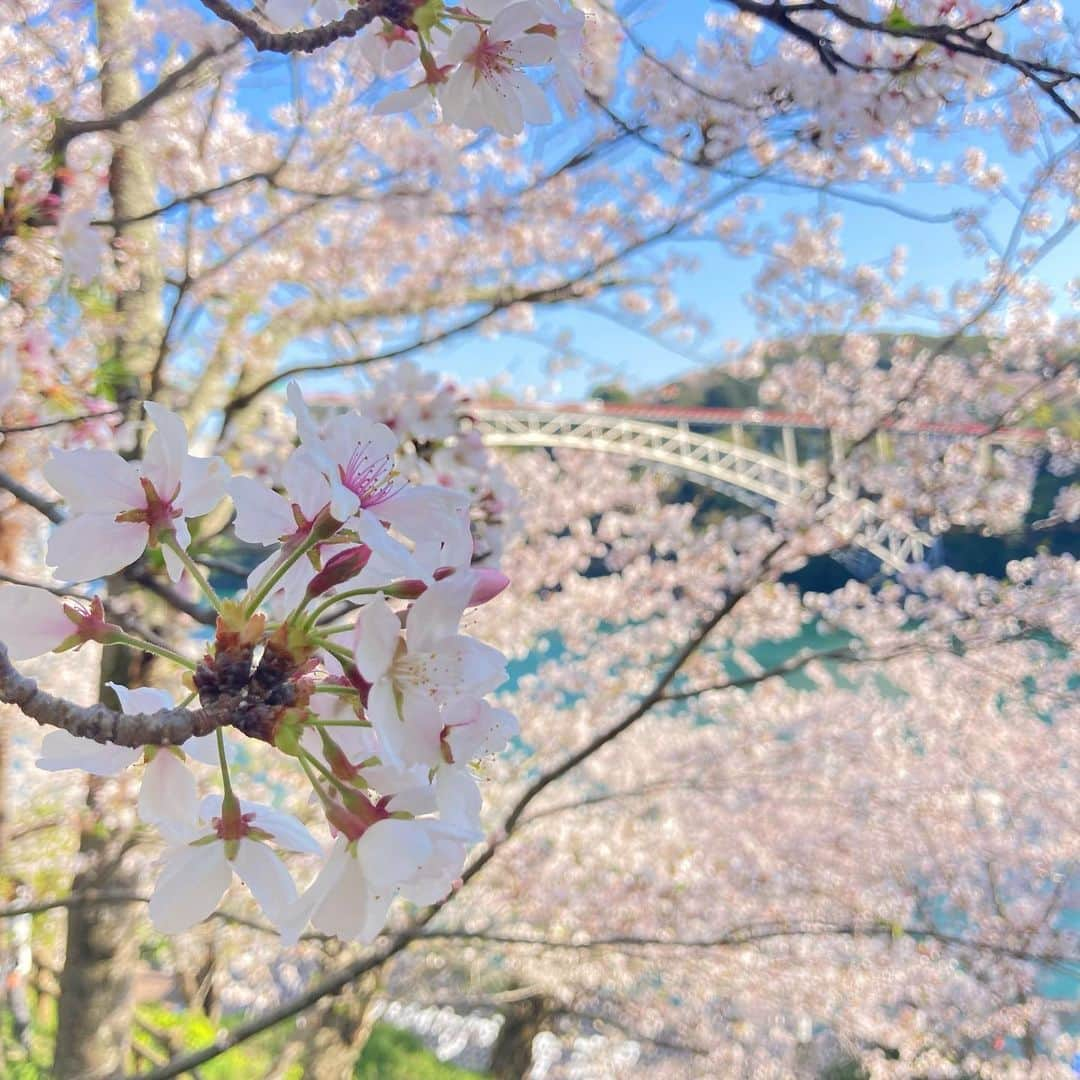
[439,1,556,136]
[43,402,228,582]
[286,381,473,575]
[36,685,224,836]
[281,815,465,944]
[360,21,420,75]
[370,696,517,839]
[0,584,113,660]
[534,0,586,114]
[353,572,507,767]
[148,795,320,934]
[229,450,335,610]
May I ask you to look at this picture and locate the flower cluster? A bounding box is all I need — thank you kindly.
[266,0,585,137]
[0,125,107,289]
[0,384,516,940]
[356,360,520,562]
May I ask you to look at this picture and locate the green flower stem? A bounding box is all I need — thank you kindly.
[310,684,361,699]
[297,753,337,810]
[312,639,356,669]
[217,727,234,803]
[243,527,325,618]
[161,534,225,614]
[304,586,383,630]
[108,631,196,671]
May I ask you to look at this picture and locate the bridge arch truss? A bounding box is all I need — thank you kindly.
[470,407,932,573]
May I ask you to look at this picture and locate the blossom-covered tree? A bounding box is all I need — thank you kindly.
[0,0,1076,1076]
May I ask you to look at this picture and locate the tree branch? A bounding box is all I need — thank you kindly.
[421,922,1080,969]
[197,0,394,54]
[51,45,237,153]
[720,0,1080,123]
[0,409,123,435]
[0,643,216,747]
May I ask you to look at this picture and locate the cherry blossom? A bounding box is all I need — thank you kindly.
[0,585,117,659]
[149,795,321,933]
[286,381,473,576]
[282,815,466,944]
[353,572,508,767]
[43,402,228,582]
[439,2,557,137]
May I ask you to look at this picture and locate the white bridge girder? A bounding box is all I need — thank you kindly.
[471,408,933,573]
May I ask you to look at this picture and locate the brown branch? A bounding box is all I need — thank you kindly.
[0,466,64,523]
[51,45,237,153]
[0,643,216,747]
[0,409,123,434]
[0,891,147,918]
[721,0,1080,123]
[421,922,1080,969]
[197,0,393,54]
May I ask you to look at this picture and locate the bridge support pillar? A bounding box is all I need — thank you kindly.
[781,426,799,493]
[677,420,690,452]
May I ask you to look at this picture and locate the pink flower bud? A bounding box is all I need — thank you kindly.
[388,568,509,606]
[433,566,509,607]
[35,192,61,225]
[304,545,373,599]
[384,578,427,600]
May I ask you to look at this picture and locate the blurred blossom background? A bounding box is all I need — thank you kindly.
[0,0,1077,1076]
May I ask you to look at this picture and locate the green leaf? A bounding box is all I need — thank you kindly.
[884,5,915,30]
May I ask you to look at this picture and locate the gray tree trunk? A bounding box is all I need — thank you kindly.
[52,0,166,1071]
[287,975,380,1080]
[489,993,556,1080]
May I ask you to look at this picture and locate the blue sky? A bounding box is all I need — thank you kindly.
[225,0,1078,402]
[405,1,1077,399]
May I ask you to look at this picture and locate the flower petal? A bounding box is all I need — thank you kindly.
[406,572,474,653]
[108,682,174,714]
[149,843,232,933]
[179,455,229,517]
[356,818,433,887]
[42,449,143,514]
[0,585,74,659]
[37,730,141,775]
[232,839,297,924]
[138,751,199,831]
[352,596,401,682]
[142,402,190,497]
[47,515,148,582]
[229,477,295,544]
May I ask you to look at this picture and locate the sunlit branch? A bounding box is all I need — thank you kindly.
[197,0,393,54]
[421,922,1080,970]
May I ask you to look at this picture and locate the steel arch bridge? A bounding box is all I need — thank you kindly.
[470,403,973,573]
